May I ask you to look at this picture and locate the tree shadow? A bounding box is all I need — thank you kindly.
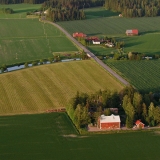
[140,30,160,35]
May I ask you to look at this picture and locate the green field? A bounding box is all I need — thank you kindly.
[0,3,41,18]
[0,112,160,160]
[0,60,123,115]
[105,60,160,92]
[84,7,119,19]
[58,10,160,55]
[0,19,78,66]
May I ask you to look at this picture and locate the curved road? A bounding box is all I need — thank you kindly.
[45,20,129,86]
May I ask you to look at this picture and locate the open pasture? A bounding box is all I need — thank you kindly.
[0,112,160,160]
[0,3,41,18]
[105,60,160,92]
[0,60,123,115]
[0,19,78,66]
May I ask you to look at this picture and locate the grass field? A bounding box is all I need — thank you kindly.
[0,60,123,115]
[58,9,160,55]
[1,112,160,160]
[84,7,119,19]
[105,60,160,92]
[0,19,78,66]
[0,3,41,18]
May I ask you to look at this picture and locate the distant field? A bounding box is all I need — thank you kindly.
[1,112,160,160]
[58,16,160,36]
[84,7,119,19]
[0,60,123,115]
[58,13,160,55]
[0,3,41,18]
[0,19,78,66]
[105,60,160,92]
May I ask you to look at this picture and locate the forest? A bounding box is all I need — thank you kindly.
[0,0,105,6]
[105,0,160,17]
[0,0,105,21]
[67,86,160,130]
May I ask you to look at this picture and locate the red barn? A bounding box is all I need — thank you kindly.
[98,114,121,129]
[135,120,144,128]
[126,29,138,36]
[73,32,87,38]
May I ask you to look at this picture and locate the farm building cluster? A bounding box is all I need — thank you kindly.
[97,114,145,130]
[126,29,139,36]
[73,32,115,47]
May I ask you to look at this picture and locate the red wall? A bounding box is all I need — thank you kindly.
[100,122,120,129]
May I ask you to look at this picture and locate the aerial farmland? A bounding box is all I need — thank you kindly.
[0,1,160,160]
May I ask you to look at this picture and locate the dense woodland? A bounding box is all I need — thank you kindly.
[105,0,160,17]
[67,86,160,130]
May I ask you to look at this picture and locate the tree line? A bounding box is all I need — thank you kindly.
[41,0,104,22]
[67,86,160,130]
[105,0,160,17]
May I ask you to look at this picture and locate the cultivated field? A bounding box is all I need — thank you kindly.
[0,60,123,115]
[105,60,160,92]
[0,19,78,66]
[0,112,160,160]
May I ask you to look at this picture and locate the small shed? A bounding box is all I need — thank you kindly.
[73,32,87,38]
[126,29,138,36]
[135,120,144,128]
[98,114,121,129]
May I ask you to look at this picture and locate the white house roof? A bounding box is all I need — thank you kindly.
[126,30,132,33]
[100,114,120,123]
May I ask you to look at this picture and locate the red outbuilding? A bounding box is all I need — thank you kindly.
[126,29,138,36]
[135,120,144,128]
[73,32,87,38]
[98,114,121,129]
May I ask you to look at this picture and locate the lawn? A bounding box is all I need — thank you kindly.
[0,60,123,115]
[0,112,160,160]
[0,19,78,66]
[105,60,160,92]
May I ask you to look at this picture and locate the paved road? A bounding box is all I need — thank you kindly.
[45,20,129,86]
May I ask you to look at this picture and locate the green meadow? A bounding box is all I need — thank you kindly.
[58,8,160,56]
[0,112,160,160]
[0,19,78,66]
[84,7,120,19]
[0,60,123,115]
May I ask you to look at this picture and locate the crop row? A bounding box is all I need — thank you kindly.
[105,60,160,92]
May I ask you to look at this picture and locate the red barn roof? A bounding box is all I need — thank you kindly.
[126,29,138,35]
[73,32,87,38]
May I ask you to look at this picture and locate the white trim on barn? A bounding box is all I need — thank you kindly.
[92,40,101,45]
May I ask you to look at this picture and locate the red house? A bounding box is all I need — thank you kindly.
[126,29,138,36]
[135,120,144,128]
[72,32,87,38]
[98,114,121,129]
